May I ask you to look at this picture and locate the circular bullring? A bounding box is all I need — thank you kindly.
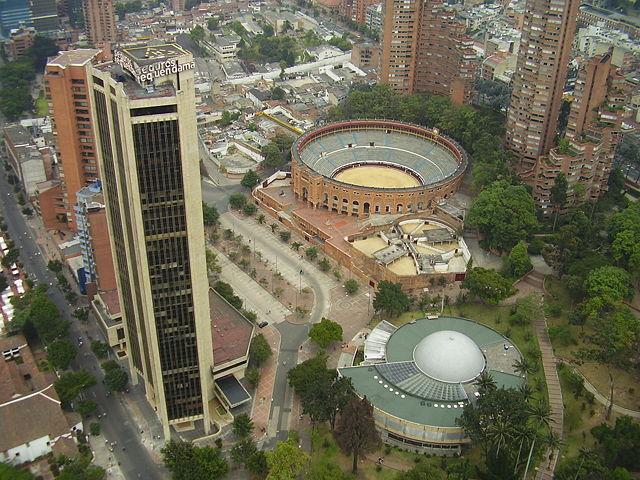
[291,120,468,216]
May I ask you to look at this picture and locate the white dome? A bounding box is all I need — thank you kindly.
[413,330,485,383]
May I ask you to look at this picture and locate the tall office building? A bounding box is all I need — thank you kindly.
[29,0,58,33]
[380,0,477,105]
[83,0,116,45]
[90,44,214,436]
[505,0,579,176]
[0,0,32,37]
[44,49,102,231]
[532,52,629,212]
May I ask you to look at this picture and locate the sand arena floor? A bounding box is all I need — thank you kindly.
[334,166,421,189]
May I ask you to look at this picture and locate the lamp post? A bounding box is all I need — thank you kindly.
[297,269,304,309]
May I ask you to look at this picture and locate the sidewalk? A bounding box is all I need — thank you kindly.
[89,435,124,479]
[250,325,281,442]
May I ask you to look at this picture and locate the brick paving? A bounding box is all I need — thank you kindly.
[250,324,281,442]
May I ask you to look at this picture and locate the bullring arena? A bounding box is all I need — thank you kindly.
[291,120,468,215]
[253,120,472,291]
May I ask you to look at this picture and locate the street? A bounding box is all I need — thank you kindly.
[0,164,166,479]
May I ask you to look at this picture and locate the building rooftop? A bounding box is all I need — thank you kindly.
[118,43,191,65]
[209,289,254,368]
[0,334,81,454]
[46,49,101,68]
[3,124,33,148]
[339,317,524,428]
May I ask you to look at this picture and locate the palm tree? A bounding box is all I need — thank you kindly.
[257,214,265,224]
[513,357,532,377]
[522,401,552,480]
[544,430,562,468]
[269,223,278,233]
[518,383,534,403]
[574,447,592,480]
[513,425,535,475]
[487,417,514,457]
[475,371,497,395]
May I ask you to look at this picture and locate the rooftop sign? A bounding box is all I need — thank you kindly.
[114,44,195,84]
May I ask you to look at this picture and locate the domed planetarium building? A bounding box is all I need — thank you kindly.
[338,316,525,455]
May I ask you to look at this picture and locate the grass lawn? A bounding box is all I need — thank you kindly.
[545,279,640,411]
[35,91,49,117]
[309,424,482,479]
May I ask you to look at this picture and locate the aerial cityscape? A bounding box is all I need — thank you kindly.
[0,0,638,477]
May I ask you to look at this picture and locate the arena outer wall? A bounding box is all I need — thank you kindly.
[291,120,469,216]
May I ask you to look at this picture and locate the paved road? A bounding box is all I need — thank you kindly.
[0,164,166,480]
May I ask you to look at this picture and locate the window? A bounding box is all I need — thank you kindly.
[72,79,85,85]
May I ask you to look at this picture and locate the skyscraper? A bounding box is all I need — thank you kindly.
[505,0,579,176]
[90,44,214,436]
[44,49,102,231]
[83,0,115,45]
[532,52,629,212]
[380,0,477,105]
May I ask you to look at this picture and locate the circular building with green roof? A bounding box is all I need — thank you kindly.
[338,316,525,455]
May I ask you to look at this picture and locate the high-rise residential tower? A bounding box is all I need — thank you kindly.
[83,0,116,45]
[505,0,579,176]
[532,52,629,212]
[380,0,477,105]
[44,49,102,231]
[89,44,214,437]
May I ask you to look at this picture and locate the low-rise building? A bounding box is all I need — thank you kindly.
[210,34,240,62]
[4,26,36,61]
[0,335,82,464]
[3,124,47,197]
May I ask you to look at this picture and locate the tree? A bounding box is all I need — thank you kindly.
[474,370,497,395]
[30,294,67,342]
[47,338,77,370]
[279,230,291,242]
[1,247,19,268]
[344,279,358,294]
[249,333,272,366]
[584,266,630,304]
[308,317,343,348]
[591,416,640,471]
[230,438,258,466]
[190,25,206,42]
[56,454,106,480]
[213,280,243,309]
[90,340,109,359]
[232,413,254,438]
[241,170,260,189]
[54,369,97,404]
[466,180,539,253]
[461,267,514,304]
[207,16,220,30]
[229,193,247,209]
[72,307,89,323]
[265,439,309,480]
[550,173,568,231]
[76,399,98,418]
[48,259,63,272]
[205,248,221,276]
[271,86,285,100]
[335,396,380,473]
[585,305,640,370]
[202,202,219,226]
[162,440,229,480]
[243,203,257,216]
[503,240,532,279]
[0,273,7,293]
[246,367,260,388]
[305,247,318,260]
[103,363,128,391]
[372,280,410,317]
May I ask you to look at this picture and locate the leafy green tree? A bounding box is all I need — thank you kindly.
[584,266,630,304]
[1,248,19,268]
[503,240,532,278]
[190,25,206,42]
[48,259,63,272]
[90,340,109,359]
[246,367,260,388]
[230,438,258,466]
[72,307,89,323]
[271,86,285,100]
[229,193,247,209]
[591,416,640,471]
[249,333,272,366]
[207,16,220,30]
[104,366,128,392]
[89,423,101,436]
[344,279,358,294]
[550,173,568,231]
[161,440,229,480]
[308,317,343,348]
[213,281,243,309]
[335,396,380,473]
[241,170,260,189]
[47,338,77,370]
[76,399,98,418]
[372,280,410,317]
[466,180,539,253]
[247,450,268,475]
[585,305,640,370]
[56,454,106,480]
[279,230,291,242]
[54,369,97,403]
[205,248,221,276]
[243,203,257,216]
[0,273,7,292]
[318,258,330,272]
[265,439,309,480]
[232,413,254,438]
[461,267,514,304]
[202,202,219,226]
[305,247,318,260]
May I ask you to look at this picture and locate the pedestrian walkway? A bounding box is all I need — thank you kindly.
[563,362,640,419]
[250,325,281,442]
[89,435,124,479]
[532,294,563,480]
